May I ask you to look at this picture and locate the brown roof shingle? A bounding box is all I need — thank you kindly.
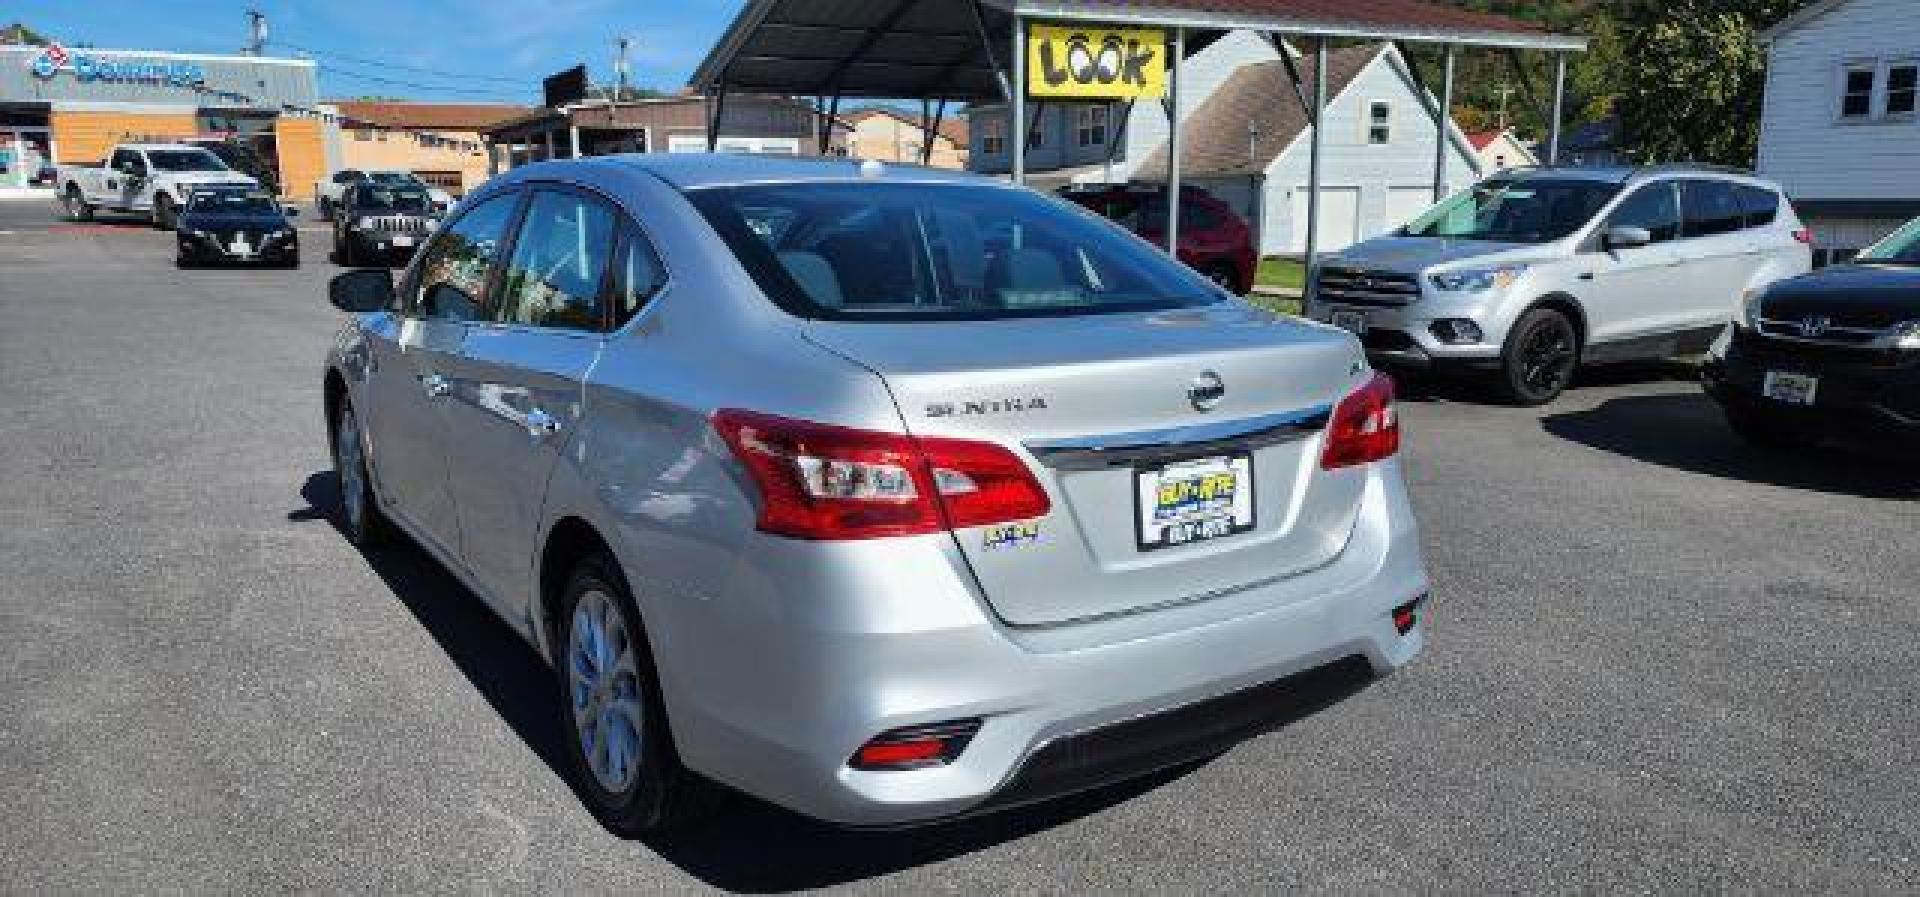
[1081,0,1549,37]
[328,101,535,132]
[1140,43,1379,178]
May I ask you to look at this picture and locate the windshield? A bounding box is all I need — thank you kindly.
[187,188,279,214]
[368,171,420,186]
[1405,179,1620,243]
[146,149,230,173]
[1858,217,1920,264]
[354,187,431,213]
[689,183,1220,321]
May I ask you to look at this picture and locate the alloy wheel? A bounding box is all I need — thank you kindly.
[334,404,367,532]
[1519,321,1576,396]
[568,589,645,795]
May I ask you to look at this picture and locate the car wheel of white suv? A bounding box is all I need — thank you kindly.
[1498,307,1580,406]
[556,554,714,836]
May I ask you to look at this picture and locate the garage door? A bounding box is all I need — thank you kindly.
[1385,186,1441,232]
[1288,186,1360,254]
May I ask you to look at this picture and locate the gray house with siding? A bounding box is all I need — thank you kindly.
[1758,0,1920,265]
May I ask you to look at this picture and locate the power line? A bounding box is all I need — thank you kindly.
[315,62,534,100]
[279,40,528,85]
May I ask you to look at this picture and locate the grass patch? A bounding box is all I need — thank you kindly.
[1256,257,1307,291]
[1245,294,1302,316]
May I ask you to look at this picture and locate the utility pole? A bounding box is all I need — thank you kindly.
[614,35,632,101]
[1494,84,1515,131]
[243,9,267,56]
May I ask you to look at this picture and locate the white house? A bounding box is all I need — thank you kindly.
[1758,0,1920,266]
[968,34,1480,255]
[1466,128,1538,172]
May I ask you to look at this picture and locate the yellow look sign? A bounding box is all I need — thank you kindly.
[1026,24,1166,99]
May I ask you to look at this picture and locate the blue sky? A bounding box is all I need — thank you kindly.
[8,0,743,103]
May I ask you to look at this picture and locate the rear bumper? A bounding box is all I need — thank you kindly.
[651,458,1429,827]
[1703,328,1920,439]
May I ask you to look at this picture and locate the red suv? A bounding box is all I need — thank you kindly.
[1061,185,1258,295]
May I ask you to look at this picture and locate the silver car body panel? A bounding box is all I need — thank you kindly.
[328,155,1429,825]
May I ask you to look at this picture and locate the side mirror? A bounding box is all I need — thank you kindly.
[1604,226,1652,251]
[329,269,395,313]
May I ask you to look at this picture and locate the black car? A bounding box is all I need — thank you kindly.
[175,186,299,268]
[1704,216,1920,448]
[332,183,439,267]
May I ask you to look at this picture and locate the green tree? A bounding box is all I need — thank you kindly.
[1613,0,1804,166]
[0,22,50,46]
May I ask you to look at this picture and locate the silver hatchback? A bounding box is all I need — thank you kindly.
[322,155,1429,831]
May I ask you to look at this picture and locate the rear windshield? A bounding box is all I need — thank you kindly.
[1405,179,1620,243]
[688,183,1219,321]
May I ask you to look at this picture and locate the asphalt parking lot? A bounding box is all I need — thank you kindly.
[3,197,1918,893]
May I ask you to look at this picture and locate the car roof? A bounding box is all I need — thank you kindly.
[1496,165,1784,191]
[585,153,999,191]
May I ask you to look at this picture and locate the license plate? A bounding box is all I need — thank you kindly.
[1762,371,1818,406]
[1330,309,1368,336]
[392,234,414,248]
[228,238,251,255]
[1135,454,1255,551]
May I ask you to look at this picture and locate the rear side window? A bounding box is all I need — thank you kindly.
[1737,185,1780,228]
[610,227,668,329]
[688,183,1217,321]
[411,192,519,322]
[1605,183,1681,243]
[1681,180,1745,238]
[493,189,618,331]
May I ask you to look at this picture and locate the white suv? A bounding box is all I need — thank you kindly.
[1305,166,1812,404]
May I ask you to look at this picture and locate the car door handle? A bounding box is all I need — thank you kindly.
[524,407,563,438]
[420,373,451,398]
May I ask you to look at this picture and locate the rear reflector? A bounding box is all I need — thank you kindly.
[849,720,982,771]
[1321,372,1401,470]
[713,410,1049,540]
[1392,596,1425,635]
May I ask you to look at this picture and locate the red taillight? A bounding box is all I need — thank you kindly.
[1792,228,1813,245]
[712,410,1050,540]
[1320,372,1400,470]
[849,720,982,771]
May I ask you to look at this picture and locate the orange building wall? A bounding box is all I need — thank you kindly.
[336,128,496,194]
[49,110,198,166]
[274,117,328,201]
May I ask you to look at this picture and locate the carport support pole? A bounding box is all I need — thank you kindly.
[1011,16,1027,185]
[1547,53,1567,166]
[1166,27,1185,255]
[544,130,555,162]
[707,83,730,153]
[1305,38,1328,271]
[569,125,582,159]
[1434,45,1454,202]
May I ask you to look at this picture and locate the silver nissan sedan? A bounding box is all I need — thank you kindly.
[322,154,1429,832]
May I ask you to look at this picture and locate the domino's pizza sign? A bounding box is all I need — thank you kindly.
[27,42,206,87]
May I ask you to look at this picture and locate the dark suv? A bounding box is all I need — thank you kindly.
[1704,215,1920,447]
[332,183,440,267]
[1060,185,1257,294]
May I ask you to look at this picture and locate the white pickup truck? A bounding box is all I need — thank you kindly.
[58,143,260,230]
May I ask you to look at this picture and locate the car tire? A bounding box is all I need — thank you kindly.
[152,194,178,231]
[329,395,391,547]
[318,197,333,222]
[336,233,356,267]
[63,186,94,222]
[1725,405,1819,451]
[1496,307,1580,406]
[555,553,715,837]
[175,255,193,269]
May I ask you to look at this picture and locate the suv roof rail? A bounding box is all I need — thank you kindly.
[1627,162,1759,179]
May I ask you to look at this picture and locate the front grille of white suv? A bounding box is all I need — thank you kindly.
[1315,266,1422,306]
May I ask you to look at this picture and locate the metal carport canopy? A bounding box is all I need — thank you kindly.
[690,0,1587,102]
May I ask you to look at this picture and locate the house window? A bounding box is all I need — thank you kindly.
[1367,102,1391,145]
[1888,64,1919,116]
[1842,66,1877,118]
[981,117,1005,155]
[1076,105,1108,147]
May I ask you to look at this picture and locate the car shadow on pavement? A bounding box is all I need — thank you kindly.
[1392,360,1701,406]
[294,470,1375,891]
[1540,392,1919,499]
